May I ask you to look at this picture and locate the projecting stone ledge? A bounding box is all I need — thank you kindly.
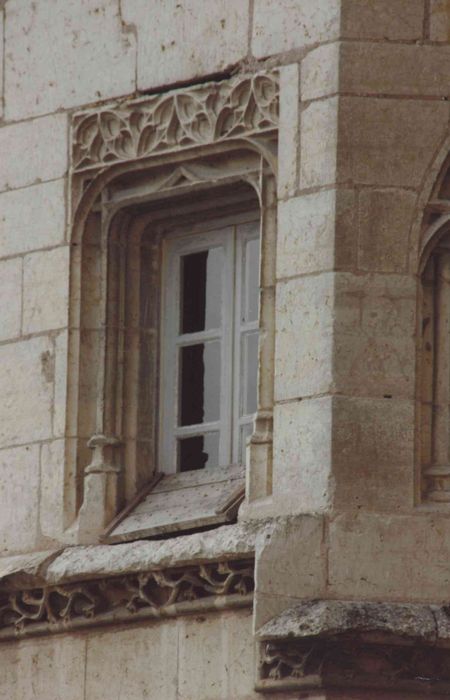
[257,600,450,695]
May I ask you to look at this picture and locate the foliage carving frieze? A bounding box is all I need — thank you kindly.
[258,639,450,694]
[72,72,279,173]
[0,560,254,640]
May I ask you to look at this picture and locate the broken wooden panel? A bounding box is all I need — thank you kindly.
[103,465,245,543]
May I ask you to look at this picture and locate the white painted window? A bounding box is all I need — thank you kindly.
[160,219,260,473]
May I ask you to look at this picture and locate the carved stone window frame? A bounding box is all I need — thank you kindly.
[65,73,279,540]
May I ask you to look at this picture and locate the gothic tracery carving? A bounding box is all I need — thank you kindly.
[0,560,254,638]
[72,72,279,172]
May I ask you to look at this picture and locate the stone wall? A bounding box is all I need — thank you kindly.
[3,0,450,698]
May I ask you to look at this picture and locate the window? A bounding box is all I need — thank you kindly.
[67,72,279,543]
[160,221,260,473]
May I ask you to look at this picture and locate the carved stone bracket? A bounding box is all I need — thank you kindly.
[72,72,279,174]
[257,600,450,695]
[0,559,254,641]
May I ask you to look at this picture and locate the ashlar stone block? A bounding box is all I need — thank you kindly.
[357,189,418,273]
[12,634,85,700]
[0,444,40,554]
[252,0,340,58]
[301,42,340,102]
[300,97,338,189]
[277,190,336,278]
[5,0,136,121]
[0,257,21,342]
[341,0,424,40]
[329,512,450,602]
[40,440,65,542]
[23,246,70,334]
[122,0,249,92]
[254,515,327,628]
[0,114,68,194]
[0,336,54,448]
[341,42,450,98]
[275,273,334,401]
[273,397,333,513]
[331,396,415,512]
[85,623,178,700]
[338,97,449,188]
[0,179,66,258]
[278,63,300,200]
[430,0,450,42]
[334,273,417,399]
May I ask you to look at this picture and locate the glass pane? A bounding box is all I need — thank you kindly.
[179,342,221,426]
[242,331,258,415]
[178,432,220,471]
[243,237,260,323]
[180,247,222,333]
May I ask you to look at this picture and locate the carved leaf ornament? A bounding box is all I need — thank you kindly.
[73,73,279,172]
[0,560,254,636]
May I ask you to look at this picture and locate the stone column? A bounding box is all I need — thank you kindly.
[426,251,450,501]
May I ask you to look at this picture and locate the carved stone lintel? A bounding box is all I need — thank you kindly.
[0,559,254,641]
[72,72,279,174]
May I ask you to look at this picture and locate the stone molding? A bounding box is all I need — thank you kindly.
[257,600,450,695]
[72,72,279,173]
[0,558,254,641]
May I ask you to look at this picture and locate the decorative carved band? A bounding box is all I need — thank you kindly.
[72,72,279,172]
[258,639,450,694]
[0,559,254,640]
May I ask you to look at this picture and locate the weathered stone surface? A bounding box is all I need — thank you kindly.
[43,521,266,584]
[53,331,68,437]
[5,635,86,700]
[328,512,450,601]
[341,0,424,40]
[0,445,40,555]
[430,0,450,42]
[258,600,437,643]
[85,623,178,700]
[277,191,336,278]
[278,63,300,199]
[252,0,340,57]
[0,336,54,448]
[334,273,417,399]
[273,397,333,513]
[40,440,66,542]
[254,516,326,628]
[341,43,450,98]
[332,396,415,511]
[0,115,67,194]
[300,97,338,189]
[338,98,449,188]
[0,179,66,258]
[23,246,70,334]
[0,257,21,342]
[357,189,417,273]
[122,0,248,92]
[275,273,334,400]
[4,0,136,120]
[301,42,339,102]
[0,549,56,586]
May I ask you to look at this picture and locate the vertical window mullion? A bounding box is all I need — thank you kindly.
[218,229,234,467]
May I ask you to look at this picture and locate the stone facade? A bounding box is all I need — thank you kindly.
[3,1,450,698]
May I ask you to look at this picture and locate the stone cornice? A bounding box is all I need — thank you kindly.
[257,600,450,695]
[71,71,279,174]
[0,559,254,641]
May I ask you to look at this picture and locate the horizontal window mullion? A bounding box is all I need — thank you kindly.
[176,329,222,345]
[174,421,221,437]
[238,321,259,333]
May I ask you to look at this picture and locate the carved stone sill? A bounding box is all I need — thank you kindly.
[256,600,450,695]
[0,521,276,641]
